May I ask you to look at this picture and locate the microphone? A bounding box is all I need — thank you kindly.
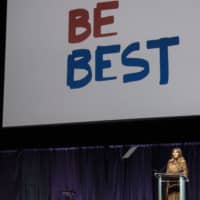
[153,165,166,173]
[159,165,166,172]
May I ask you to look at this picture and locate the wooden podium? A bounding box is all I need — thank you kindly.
[154,173,189,200]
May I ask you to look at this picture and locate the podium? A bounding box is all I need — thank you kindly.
[154,173,189,200]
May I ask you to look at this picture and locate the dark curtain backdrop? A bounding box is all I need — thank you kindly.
[0,143,199,200]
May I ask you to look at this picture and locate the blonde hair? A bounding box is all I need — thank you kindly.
[171,147,186,163]
[171,147,183,158]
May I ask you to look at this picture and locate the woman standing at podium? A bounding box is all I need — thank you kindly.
[166,147,188,200]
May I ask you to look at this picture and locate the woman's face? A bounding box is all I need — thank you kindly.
[172,149,180,159]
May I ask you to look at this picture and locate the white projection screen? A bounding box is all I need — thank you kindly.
[3,0,200,127]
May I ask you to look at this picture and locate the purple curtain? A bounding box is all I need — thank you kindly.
[0,143,199,200]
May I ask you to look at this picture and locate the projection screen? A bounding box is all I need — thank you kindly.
[3,0,200,127]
